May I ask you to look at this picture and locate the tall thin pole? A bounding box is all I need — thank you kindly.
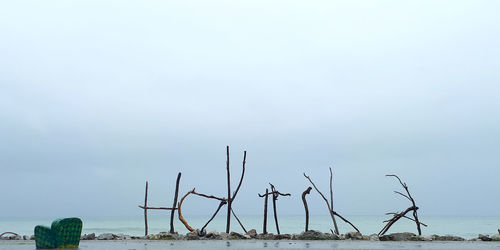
[225,146,231,233]
[169,172,181,233]
[144,181,149,236]
[271,189,280,234]
[263,188,268,234]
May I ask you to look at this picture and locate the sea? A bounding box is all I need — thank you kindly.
[1,215,499,239]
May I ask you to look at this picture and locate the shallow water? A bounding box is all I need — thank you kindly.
[2,240,500,250]
[1,215,499,239]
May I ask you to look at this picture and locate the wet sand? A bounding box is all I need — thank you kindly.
[2,240,500,250]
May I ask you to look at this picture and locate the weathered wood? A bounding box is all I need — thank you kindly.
[138,206,176,210]
[226,146,231,233]
[379,175,423,236]
[328,168,340,234]
[270,184,280,234]
[302,187,312,231]
[259,188,269,234]
[379,206,415,235]
[231,208,248,234]
[170,172,182,233]
[303,172,339,235]
[332,211,360,233]
[384,213,428,227]
[0,232,19,237]
[144,181,148,236]
[178,188,228,232]
[201,200,227,233]
[178,189,196,232]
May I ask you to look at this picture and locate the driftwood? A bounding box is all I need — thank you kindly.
[231,208,248,233]
[301,187,312,231]
[304,167,359,235]
[259,184,290,234]
[139,173,182,236]
[260,188,269,234]
[178,188,229,234]
[143,181,148,235]
[379,174,423,236]
[170,173,182,233]
[225,146,247,233]
[0,232,19,238]
[201,200,227,233]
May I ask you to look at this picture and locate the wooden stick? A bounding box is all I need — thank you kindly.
[384,213,428,227]
[192,191,227,202]
[386,175,422,235]
[201,200,227,233]
[232,151,246,201]
[379,206,415,235]
[269,184,281,234]
[260,188,269,234]
[302,187,312,232]
[304,173,339,235]
[0,232,19,237]
[178,189,196,232]
[231,208,248,234]
[226,146,231,233]
[144,181,148,236]
[328,168,339,234]
[333,211,360,233]
[170,172,181,233]
[138,206,176,210]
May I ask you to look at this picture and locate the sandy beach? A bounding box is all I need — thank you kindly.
[2,240,500,250]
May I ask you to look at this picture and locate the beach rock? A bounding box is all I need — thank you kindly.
[273,234,292,240]
[116,234,132,240]
[246,229,257,238]
[379,232,416,241]
[344,231,363,240]
[219,232,229,240]
[205,231,221,240]
[491,234,500,241]
[97,233,117,240]
[434,235,465,241]
[30,235,35,240]
[479,234,492,241]
[256,233,275,240]
[229,232,246,239]
[369,234,379,241]
[186,230,200,240]
[148,232,178,240]
[81,233,96,240]
[297,230,330,240]
[418,235,433,241]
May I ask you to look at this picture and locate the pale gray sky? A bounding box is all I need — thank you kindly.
[1,0,499,218]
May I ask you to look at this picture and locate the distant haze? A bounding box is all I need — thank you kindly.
[1,1,499,218]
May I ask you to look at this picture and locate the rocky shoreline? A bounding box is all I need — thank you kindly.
[2,230,500,242]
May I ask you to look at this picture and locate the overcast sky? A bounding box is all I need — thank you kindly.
[1,0,499,219]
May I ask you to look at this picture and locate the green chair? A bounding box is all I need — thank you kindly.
[34,217,83,249]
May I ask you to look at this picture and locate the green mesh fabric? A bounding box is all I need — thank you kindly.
[35,217,82,249]
[35,225,56,249]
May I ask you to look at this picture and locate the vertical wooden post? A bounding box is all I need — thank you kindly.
[302,187,312,232]
[270,186,280,234]
[225,146,231,233]
[263,188,268,234]
[169,172,181,234]
[144,181,149,236]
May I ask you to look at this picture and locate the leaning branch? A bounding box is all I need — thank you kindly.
[303,172,339,235]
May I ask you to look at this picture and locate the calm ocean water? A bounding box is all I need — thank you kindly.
[1,215,499,239]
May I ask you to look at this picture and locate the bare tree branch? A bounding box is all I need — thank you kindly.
[303,172,339,235]
[302,187,312,232]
